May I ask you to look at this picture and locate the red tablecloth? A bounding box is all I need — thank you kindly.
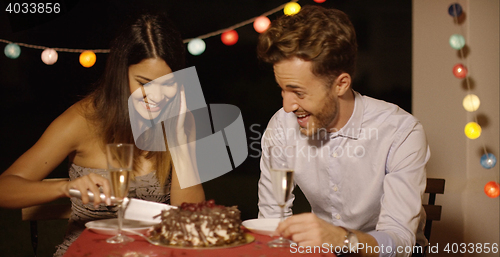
[64,229,334,257]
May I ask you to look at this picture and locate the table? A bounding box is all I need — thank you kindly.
[64,229,334,257]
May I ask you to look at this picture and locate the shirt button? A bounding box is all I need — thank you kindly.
[332,152,338,158]
[333,185,338,192]
[335,214,341,220]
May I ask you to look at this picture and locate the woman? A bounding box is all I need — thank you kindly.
[0,12,205,255]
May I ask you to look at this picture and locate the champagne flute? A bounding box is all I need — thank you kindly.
[267,145,295,248]
[106,143,134,244]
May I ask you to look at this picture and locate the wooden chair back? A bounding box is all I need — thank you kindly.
[423,178,445,241]
[21,178,72,257]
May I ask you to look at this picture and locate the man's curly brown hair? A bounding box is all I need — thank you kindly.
[257,5,357,83]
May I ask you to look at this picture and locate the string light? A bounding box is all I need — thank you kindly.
[253,16,271,33]
[187,38,206,56]
[449,2,498,197]
[221,30,239,46]
[481,153,497,169]
[0,38,110,54]
[1,0,299,57]
[452,63,467,78]
[464,122,481,140]
[41,48,58,65]
[448,3,463,17]
[449,34,465,50]
[79,50,96,68]
[182,0,298,44]
[4,43,21,59]
[484,182,500,198]
[284,2,301,16]
[462,94,480,112]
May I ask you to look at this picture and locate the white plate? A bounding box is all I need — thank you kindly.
[242,218,280,236]
[85,218,158,236]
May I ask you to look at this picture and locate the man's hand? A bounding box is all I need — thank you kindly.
[274,213,346,247]
[274,213,380,257]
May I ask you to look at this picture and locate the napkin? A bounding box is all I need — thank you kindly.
[123,198,176,223]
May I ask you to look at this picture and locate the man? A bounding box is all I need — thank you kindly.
[257,6,429,257]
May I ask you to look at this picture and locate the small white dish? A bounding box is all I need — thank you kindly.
[242,218,280,236]
[85,218,158,236]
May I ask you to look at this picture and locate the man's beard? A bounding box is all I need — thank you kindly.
[299,91,339,137]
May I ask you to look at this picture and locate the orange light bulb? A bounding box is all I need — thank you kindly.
[484,181,500,198]
[79,50,96,68]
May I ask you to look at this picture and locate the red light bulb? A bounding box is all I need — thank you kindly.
[484,181,500,198]
[253,16,271,33]
[221,30,239,46]
[452,64,468,79]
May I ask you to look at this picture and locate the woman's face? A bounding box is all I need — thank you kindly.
[128,58,178,120]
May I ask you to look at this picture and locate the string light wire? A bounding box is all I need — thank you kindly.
[452,3,490,158]
[0,38,110,53]
[0,0,298,52]
[182,0,297,43]
[452,2,498,185]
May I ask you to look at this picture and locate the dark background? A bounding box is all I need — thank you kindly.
[0,0,411,256]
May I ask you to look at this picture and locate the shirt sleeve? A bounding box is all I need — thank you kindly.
[376,121,430,257]
[258,111,295,219]
[367,231,396,257]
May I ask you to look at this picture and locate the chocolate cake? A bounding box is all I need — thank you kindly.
[149,200,246,247]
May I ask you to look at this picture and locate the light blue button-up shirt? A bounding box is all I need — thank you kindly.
[258,91,429,257]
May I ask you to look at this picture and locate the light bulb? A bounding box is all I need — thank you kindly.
[187,39,206,56]
[41,48,58,65]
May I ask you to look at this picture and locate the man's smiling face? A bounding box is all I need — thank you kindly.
[274,57,340,136]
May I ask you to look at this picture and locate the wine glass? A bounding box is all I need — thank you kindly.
[106,143,134,244]
[267,145,296,248]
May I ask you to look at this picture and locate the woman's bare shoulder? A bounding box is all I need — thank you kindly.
[50,98,98,142]
[59,99,89,124]
[1,98,100,179]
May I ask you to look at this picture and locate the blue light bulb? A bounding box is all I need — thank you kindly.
[481,153,497,169]
[448,3,463,17]
[4,43,21,59]
[449,34,465,50]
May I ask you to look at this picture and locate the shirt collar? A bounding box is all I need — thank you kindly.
[328,90,364,140]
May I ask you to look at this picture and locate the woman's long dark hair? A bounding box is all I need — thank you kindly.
[87,11,185,185]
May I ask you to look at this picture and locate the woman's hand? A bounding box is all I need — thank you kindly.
[169,85,204,200]
[176,85,188,145]
[64,173,112,207]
